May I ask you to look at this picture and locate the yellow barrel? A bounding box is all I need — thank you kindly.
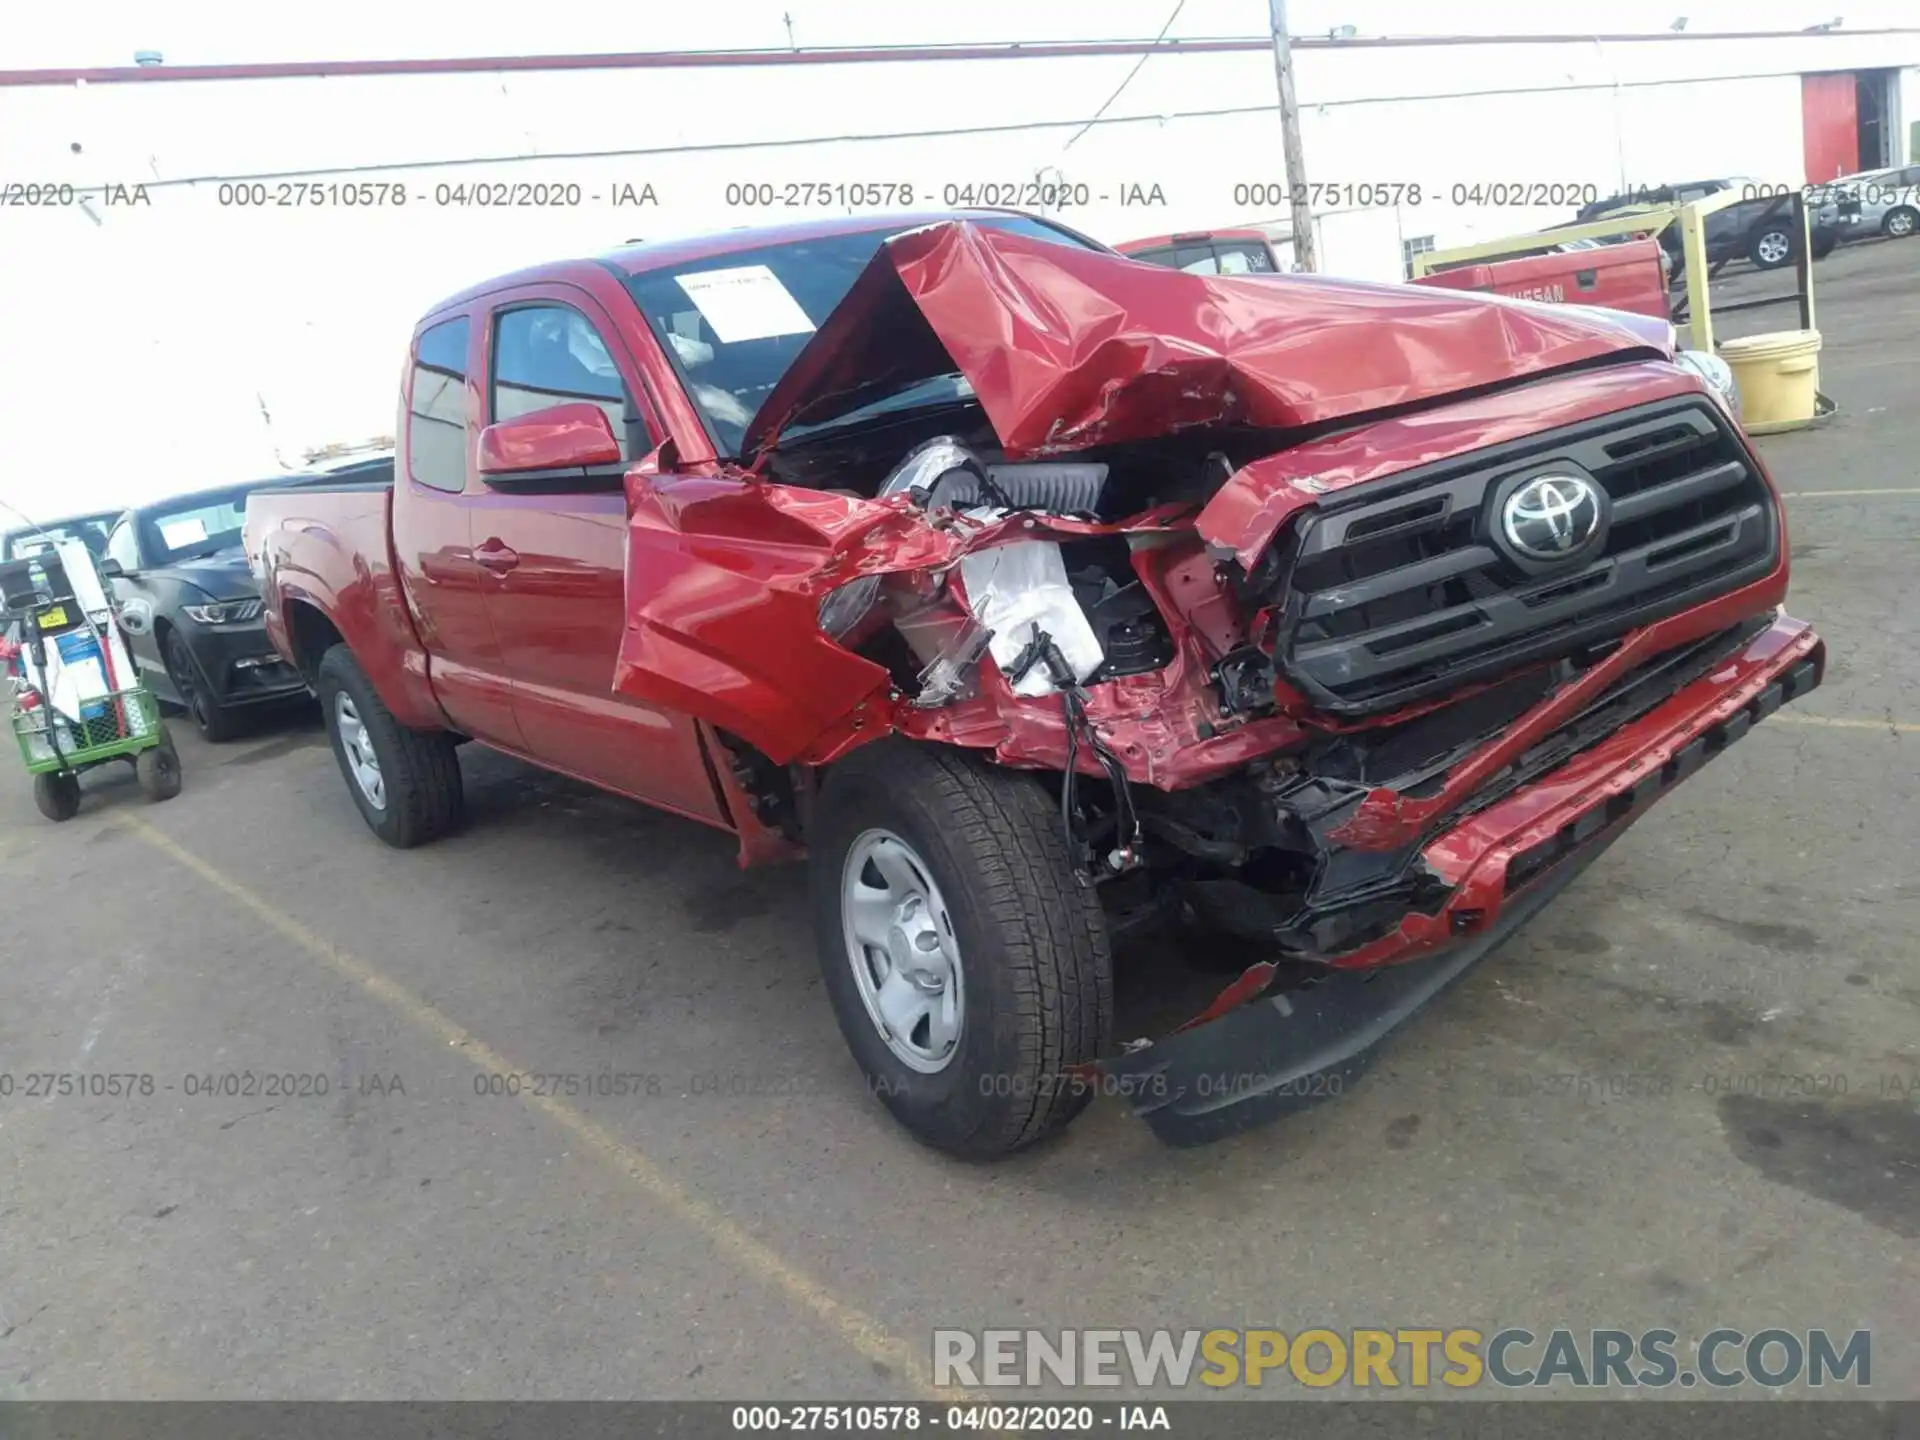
[1718,330,1823,433]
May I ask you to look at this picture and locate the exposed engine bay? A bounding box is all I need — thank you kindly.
[794,432,1483,963]
[617,220,1787,974]
[757,374,1783,969]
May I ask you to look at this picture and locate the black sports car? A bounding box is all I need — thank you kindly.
[99,476,332,739]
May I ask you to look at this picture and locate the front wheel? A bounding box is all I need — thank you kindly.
[164,629,239,742]
[136,728,183,801]
[317,644,463,848]
[1749,226,1795,269]
[809,741,1113,1158]
[1885,206,1918,239]
[33,771,81,821]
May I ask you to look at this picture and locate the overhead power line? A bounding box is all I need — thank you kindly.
[2,28,1915,86]
[1063,0,1188,149]
[71,65,1857,195]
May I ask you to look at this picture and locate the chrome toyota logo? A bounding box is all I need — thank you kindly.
[1501,474,1603,560]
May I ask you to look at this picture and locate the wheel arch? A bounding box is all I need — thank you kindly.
[150,614,186,697]
[282,598,346,684]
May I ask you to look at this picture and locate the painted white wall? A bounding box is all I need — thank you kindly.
[4,17,1919,520]
[1900,66,1920,163]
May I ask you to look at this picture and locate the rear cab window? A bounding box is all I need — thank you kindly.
[407,317,471,493]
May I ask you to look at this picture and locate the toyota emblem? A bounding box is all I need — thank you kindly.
[1501,474,1604,561]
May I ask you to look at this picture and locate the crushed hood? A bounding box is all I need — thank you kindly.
[741,220,1669,464]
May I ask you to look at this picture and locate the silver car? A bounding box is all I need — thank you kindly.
[1816,163,1920,241]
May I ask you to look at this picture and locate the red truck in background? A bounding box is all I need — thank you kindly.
[1117,228,1674,321]
[247,212,1823,1157]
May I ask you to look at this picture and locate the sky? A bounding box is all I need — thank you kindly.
[1,0,1913,525]
[8,0,1915,65]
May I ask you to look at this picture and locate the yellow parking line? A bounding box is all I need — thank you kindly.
[119,814,944,1399]
[1774,713,1919,735]
[1778,487,1920,498]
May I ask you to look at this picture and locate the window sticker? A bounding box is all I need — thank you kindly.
[674,265,817,344]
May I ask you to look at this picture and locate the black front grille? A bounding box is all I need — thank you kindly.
[1273,396,1778,714]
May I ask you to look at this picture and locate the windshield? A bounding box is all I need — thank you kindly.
[3,514,116,561]
[141,485,268,565]
[623,216,1100,456]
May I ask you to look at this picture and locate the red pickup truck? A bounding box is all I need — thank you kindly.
[247,211,1824,1156]
[1117,227,1675,321]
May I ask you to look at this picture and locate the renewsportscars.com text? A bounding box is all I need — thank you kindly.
[932,1327,1871,1390]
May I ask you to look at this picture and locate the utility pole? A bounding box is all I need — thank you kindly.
[1266,0,1318,272]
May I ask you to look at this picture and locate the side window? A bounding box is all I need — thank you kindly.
[408,317,470,494]
[491,305,637,460]
[104,518,139,572]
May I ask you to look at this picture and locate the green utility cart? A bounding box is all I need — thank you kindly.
[3,546,181,821]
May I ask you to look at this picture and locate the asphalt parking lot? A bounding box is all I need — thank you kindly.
[2,237,1916,1406]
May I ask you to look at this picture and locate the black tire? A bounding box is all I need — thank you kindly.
[809,740,1113,1158]
[316,644,463,848]
[1748,225,1795,269]
[136,728,183,801]
[33,771,81,821]
[164,628,239,742]
[1885,206,1918,239]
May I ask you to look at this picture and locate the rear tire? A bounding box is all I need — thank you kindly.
[33,771,81,821]
[1885,206,1918,239]
[136,729,183,802]
[316,644,463,848]
[809,740,1113,1158]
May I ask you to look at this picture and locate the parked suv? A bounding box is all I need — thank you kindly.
[2,509,121,563]
[1580,178,1839,270]
[1814,163,1920,241]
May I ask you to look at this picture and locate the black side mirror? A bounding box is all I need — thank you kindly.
[97,558,125,579]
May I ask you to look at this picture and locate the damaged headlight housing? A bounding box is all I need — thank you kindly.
[1675,348,1742,420]
[816,575,882,639]
[817,568,997,709]
[815,537,1110,709]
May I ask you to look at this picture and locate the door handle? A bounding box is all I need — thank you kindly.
[473,539,521,574]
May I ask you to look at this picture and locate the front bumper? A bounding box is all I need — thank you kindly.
[1099,613,1824,1146]
[185,619,310,705]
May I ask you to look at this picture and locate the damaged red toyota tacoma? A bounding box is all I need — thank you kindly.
[246,211,1824,1156]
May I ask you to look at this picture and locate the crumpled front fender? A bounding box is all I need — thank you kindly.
[611,472,905,764]
[613,466,1210,768]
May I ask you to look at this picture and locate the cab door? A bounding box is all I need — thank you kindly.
[468,285,726,824]
[389,312,527,749]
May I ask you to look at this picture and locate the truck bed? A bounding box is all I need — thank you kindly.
[245,482,446,732]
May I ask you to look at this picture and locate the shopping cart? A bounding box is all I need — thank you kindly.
[3,544,181,821]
